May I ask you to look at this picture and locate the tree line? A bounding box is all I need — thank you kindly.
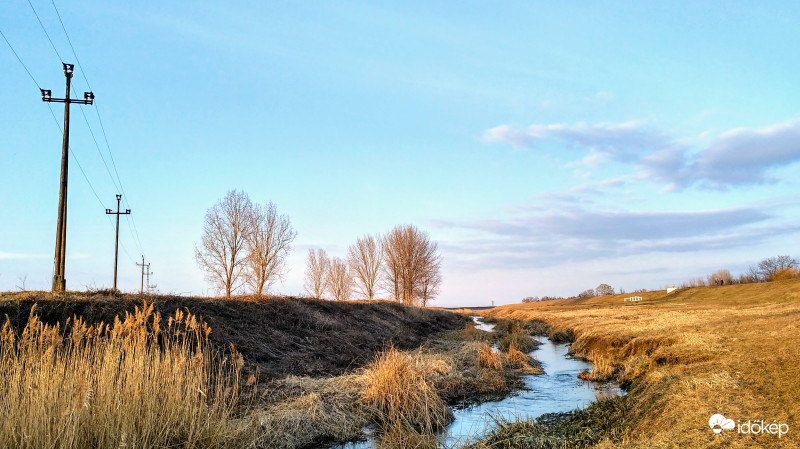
[195,190,442,305]
[682,254,799,287]
[304,224,442,306]
[519,254,800,303]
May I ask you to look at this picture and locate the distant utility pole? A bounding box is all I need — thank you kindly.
[105,194,130,292]
[145,265,154,292]
[42,63,94,292]
[136,256,150,295]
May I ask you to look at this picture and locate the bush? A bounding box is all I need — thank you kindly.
[771,267,800,281]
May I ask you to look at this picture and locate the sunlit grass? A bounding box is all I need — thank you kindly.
[485,278,800,447]
[0,302,248,449]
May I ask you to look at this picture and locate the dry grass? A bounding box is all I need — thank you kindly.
[577,350,615,382]
[495,320,538,353]
[362,346,453,434]
[252,374,370,449]
[477,344,503,371]
[483,278,800,448]
[0,302,249,449]
[505,343,539,373]
[361,346,455,448]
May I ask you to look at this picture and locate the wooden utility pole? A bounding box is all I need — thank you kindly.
[42,63,94,292]
[105,194,130,292]
[136,256,150,295]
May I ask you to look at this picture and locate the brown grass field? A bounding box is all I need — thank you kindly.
[482,278,800,448]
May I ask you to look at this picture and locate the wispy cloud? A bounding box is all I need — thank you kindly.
[483,119,800,190]
[437,205,790,270]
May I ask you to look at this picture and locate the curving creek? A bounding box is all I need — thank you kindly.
[332,317,623,448]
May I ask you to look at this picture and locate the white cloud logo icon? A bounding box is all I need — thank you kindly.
[709,414,736,434]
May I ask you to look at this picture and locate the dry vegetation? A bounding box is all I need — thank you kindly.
[254,324,543,448]
[481,278,800,448]
[0,291,547,448]
[0,302,248,449]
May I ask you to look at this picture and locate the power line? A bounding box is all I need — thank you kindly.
[5,21,139,274]
[46,102,137,267]
[45,96,137,266]
[0,28,42,89]
[26,0,63,62]
[2,24,123,238]
[72,85,121,192]
[50,0,147,258]
[21,1,146,268]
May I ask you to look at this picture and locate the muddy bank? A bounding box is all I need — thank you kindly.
[0,291,467,377]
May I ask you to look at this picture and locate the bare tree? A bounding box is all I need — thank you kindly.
[596,283,614,295]
[327,257,352,301]
[245,201,297,296]
[757,255,798,281]
[304,248,330,299]
[382,225,442,306]
[347,234,383,301]
[743,265,762,283]
[195,190,252,298]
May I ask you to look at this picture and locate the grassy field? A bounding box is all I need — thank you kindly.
[481,278,800,448]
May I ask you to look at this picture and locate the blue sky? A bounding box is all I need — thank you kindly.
[2,1,799,306]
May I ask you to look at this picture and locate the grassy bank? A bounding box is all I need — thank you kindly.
[479,279,800,448]
[0,291,466,377]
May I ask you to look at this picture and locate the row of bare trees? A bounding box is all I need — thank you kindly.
[678,255,799,288]
[195,190,297,297]
[303,225,442,306]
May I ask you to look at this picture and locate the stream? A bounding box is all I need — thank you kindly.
[332,317,622,448]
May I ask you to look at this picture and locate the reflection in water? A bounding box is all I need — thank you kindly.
[331,318,622,449]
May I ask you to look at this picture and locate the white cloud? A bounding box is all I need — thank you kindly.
[482,124,536,147]
[484,118,800,190]
[483,121,672,169]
